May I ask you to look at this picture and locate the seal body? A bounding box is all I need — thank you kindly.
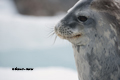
[55,0,120,80]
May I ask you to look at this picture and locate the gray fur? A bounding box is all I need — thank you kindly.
[77,45,80,53]
[55,0,120,80]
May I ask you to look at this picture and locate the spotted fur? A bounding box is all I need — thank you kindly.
[55,0,120,80]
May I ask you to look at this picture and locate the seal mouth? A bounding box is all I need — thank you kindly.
[57,33,82,39]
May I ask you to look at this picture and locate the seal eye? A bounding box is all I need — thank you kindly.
[78,16,88,22]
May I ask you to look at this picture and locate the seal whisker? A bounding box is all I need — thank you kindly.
[47,30,55,38]
[53,35,57,45]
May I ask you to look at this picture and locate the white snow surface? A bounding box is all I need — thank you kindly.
[0,67,78,80]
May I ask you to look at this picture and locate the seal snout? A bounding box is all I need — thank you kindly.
[55,21,83,40]
[55,21,73,39]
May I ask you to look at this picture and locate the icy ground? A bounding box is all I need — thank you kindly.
[0,0,78,80]
[0,67,78,80]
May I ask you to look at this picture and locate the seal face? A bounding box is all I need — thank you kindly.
[55,0,96,45]
[55,0,120,80]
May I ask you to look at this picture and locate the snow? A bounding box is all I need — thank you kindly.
[0,67,78,80]
[0,0,17,14]
[0,0,78,80]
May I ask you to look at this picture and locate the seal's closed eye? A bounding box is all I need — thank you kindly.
[78,16,88,22]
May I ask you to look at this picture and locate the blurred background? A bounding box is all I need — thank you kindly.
[0,0,78,80]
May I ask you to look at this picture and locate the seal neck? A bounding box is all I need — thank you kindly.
[72,34,120,80]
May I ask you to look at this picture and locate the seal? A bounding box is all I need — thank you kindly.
[55,0,120,80]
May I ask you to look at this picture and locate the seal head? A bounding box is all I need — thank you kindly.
[55,0,97,45]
